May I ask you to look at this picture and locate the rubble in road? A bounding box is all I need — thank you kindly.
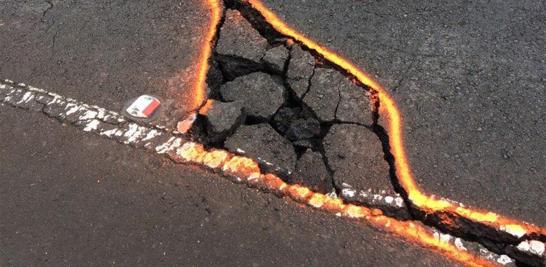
[195,7,400,204]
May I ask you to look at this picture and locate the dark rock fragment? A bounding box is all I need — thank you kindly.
[225,124,296,175]
[286,44,315,98]
[291,150,333,193]
[262,45,289,73]
[216,10,268,62]
[203,100,244,137]
[336,81,373,126]
[303,68,341,122]
[323,124,394,194]
[220,72,284,119]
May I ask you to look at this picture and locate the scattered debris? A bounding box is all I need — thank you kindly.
[177,112,197,134]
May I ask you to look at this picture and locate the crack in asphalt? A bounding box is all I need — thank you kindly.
[222,1,546,265]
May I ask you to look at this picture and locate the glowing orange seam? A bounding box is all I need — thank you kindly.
[190,0,223,111]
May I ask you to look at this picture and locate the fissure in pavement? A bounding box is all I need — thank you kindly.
[191,1,545,266]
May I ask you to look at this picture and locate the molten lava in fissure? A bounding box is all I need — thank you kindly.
[182,0,546,266]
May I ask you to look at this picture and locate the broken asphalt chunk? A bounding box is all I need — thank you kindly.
[262,45,289,73]
[216,9,268,63]
[225,124,296,175]
[336,80,373,126]
[303,68,341,122]
[203,100,245,138]
[291,149,333,194]
[216,55,263,81]
[286,44,315,98]
[220,72,284,119]
[323,124,394,194]
[206,60,224,98]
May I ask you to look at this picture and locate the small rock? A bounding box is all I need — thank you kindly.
[225,124,296,174]
[272,107,321,141]
[221,72,285,119]
[323,124,394,193]
[336,81,373,126]
[216,10,268,62]
[262,45,289,73]
[291,150,333,193]
[204,100,244,135]
[303,68,341,122]
[287,44,315,98]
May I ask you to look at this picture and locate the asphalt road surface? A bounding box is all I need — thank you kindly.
[0,0,208,112]
[261,0,545,227]
[0,0,466,266]
[0,106,458,266]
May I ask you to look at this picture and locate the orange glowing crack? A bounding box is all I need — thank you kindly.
[189,0,223,111]
[245,0,545,237]
[187,0,544,266]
